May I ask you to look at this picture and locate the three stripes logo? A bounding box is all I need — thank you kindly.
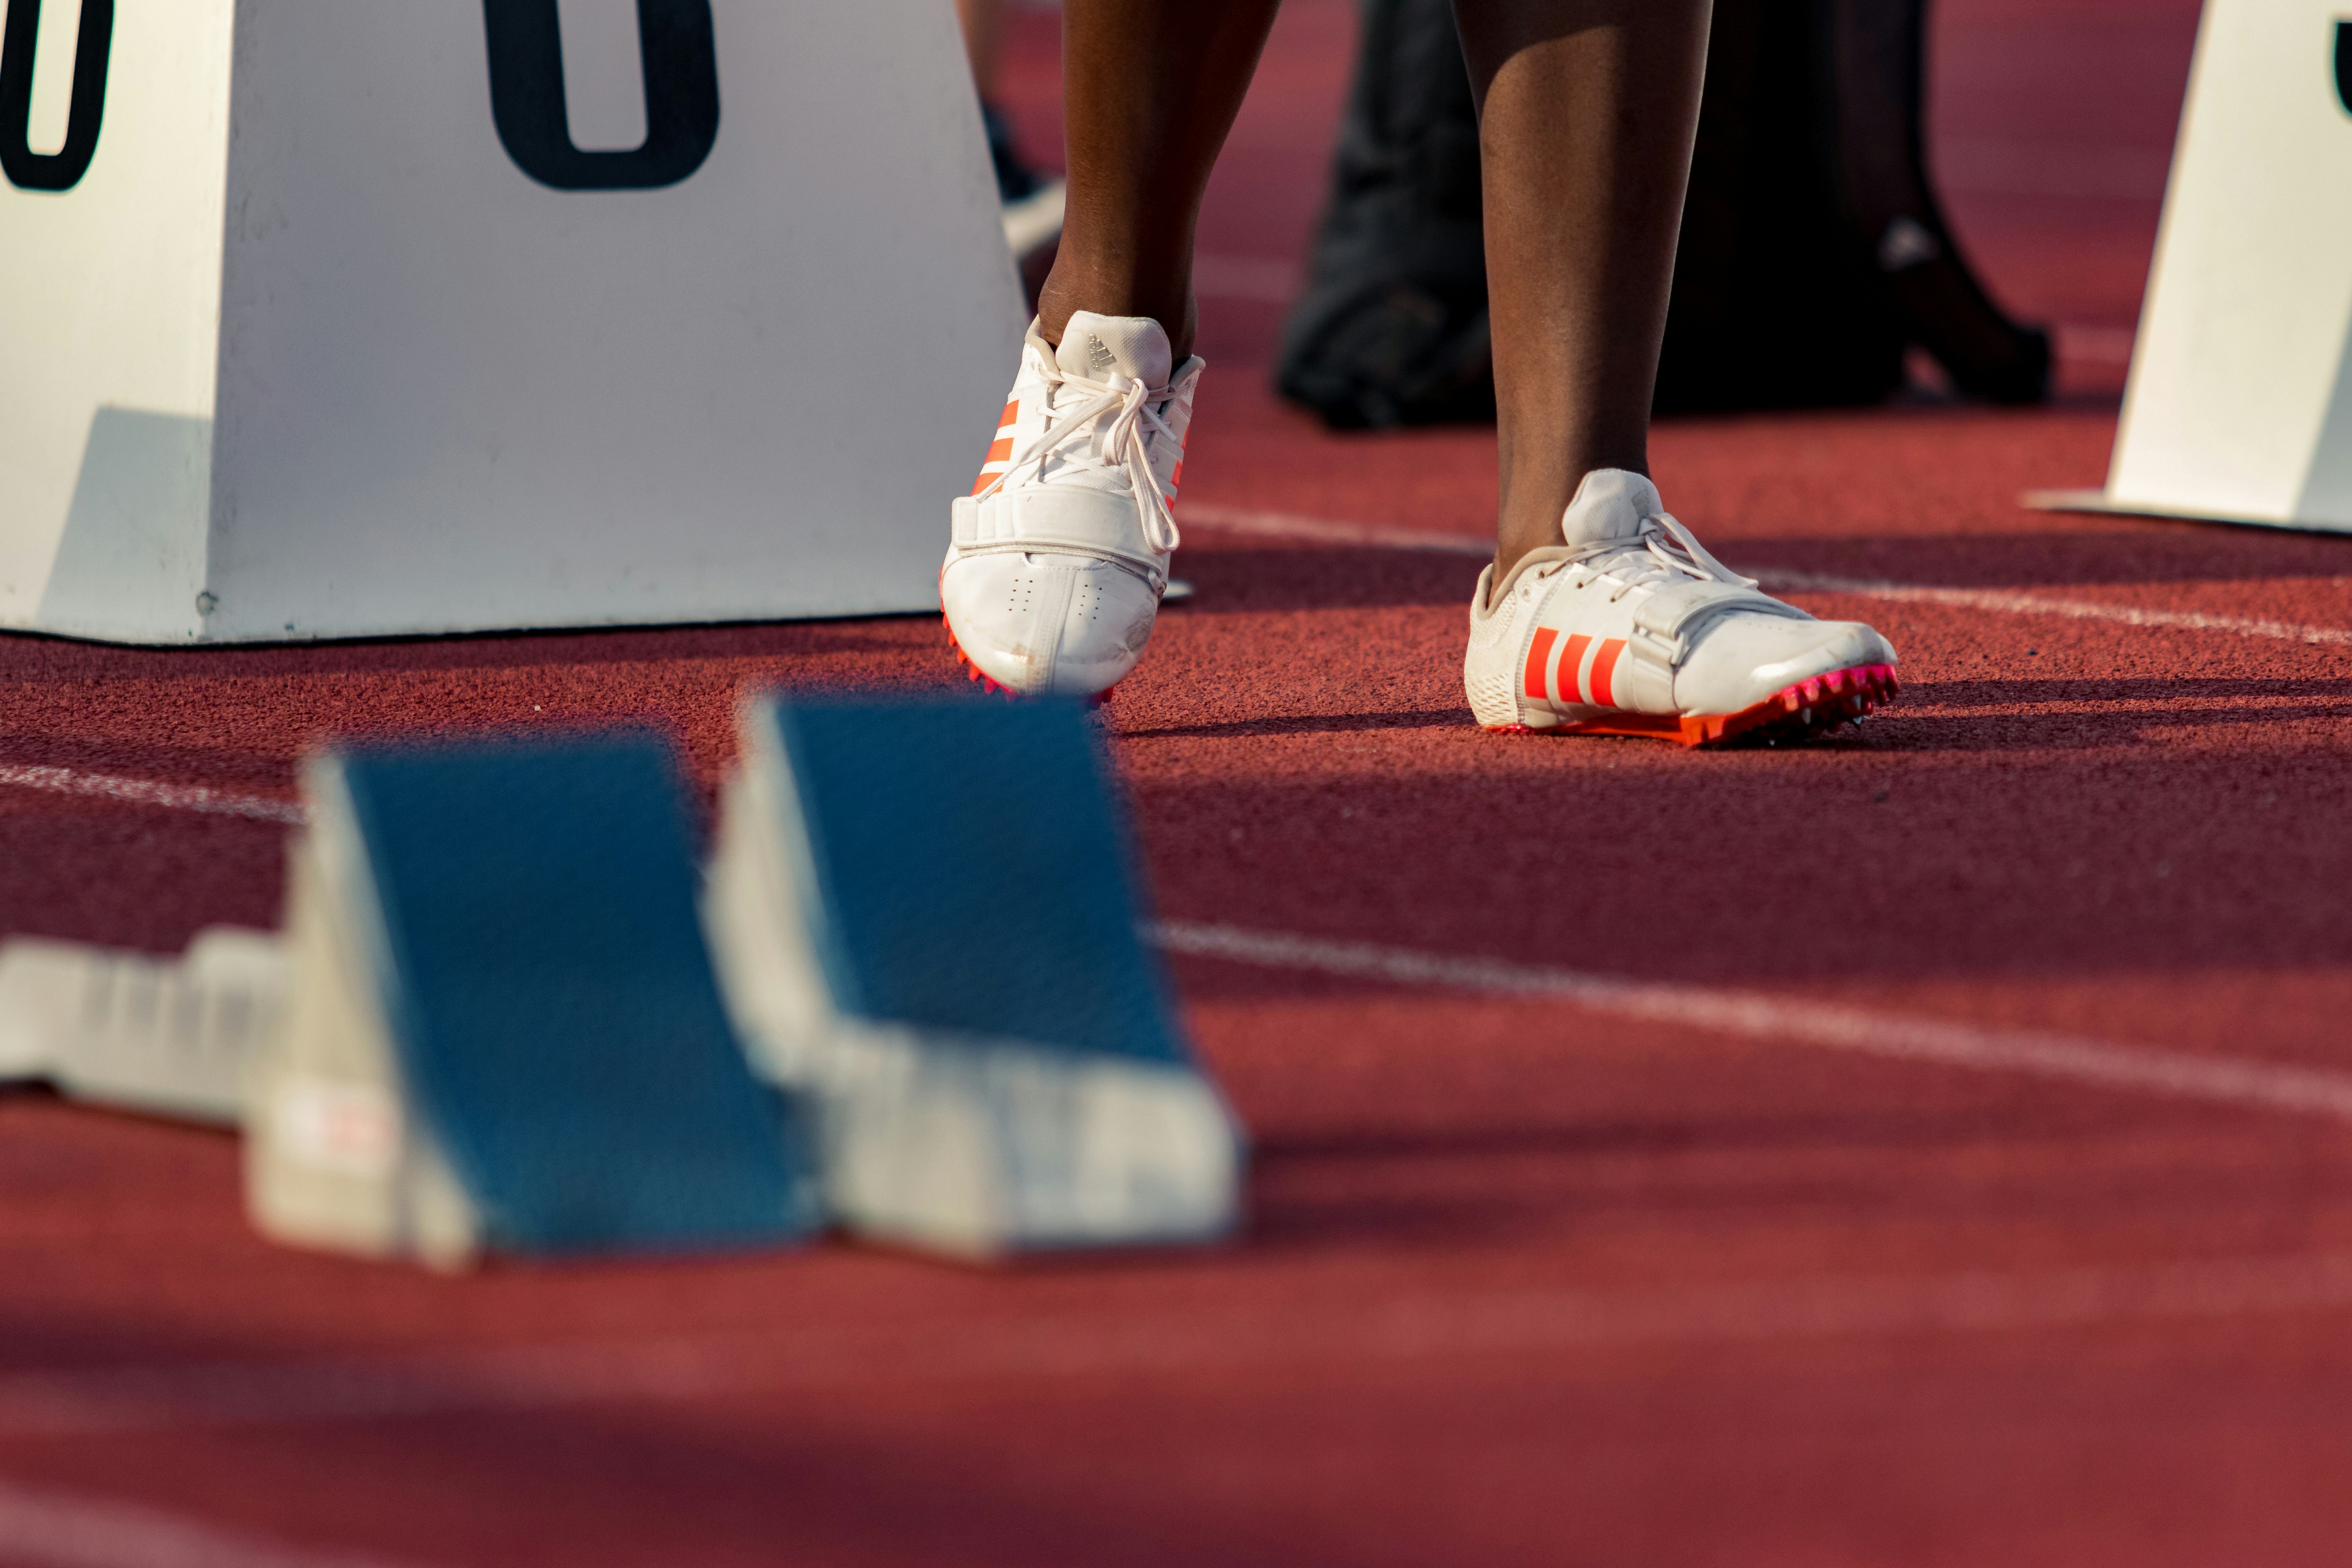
[972,398,1021,496]
[969,395,1190,503]
[1524,627,1628,709]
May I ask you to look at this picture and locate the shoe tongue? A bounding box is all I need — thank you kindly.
[1559,468,1662,547]
[1055,312,1173,390]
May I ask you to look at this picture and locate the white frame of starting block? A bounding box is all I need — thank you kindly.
[2029,0,2352,532]
[0,926,286,1125]
[703,698,1244,1259]
[0,0,1024,643]
[246,798,484,1268]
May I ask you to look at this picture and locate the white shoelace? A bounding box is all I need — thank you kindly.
[1567,512,1757,603]
[975,355,1183,555]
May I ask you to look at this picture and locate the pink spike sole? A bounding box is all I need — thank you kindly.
[1485,663,1899,748]
[943,615,1119,708]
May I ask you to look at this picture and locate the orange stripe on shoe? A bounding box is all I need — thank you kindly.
[1560,633,1594,703]
[1523,627,1559,700]
[985,436,1015,464]
[1588,638,1626,708]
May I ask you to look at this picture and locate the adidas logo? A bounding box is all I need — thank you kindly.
[1087,336,1117,376]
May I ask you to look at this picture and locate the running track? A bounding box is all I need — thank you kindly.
[12,2,2352,1563]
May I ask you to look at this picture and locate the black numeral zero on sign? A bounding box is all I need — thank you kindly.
[2337,21,2352,115]
[0,0,114,193]
[484,0,719,191]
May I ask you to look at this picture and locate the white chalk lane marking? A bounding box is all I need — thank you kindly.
[0,765,306,825]
[7,1250,2352,1439]
[4,770,2351,1125]
[1153,920,2352,1125]
[1179,502,2352,648]
[0,1478,439,1568]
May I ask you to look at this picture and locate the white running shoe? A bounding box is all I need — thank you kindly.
[943,312,1202,698]
[1464,469,1899,745]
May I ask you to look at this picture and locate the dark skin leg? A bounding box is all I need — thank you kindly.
[1040,0,1712,585]
[1458,0,1712,581]
[1036,0,1284,362]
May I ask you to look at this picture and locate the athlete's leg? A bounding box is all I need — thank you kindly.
[1452,0,1712,581]
[1037,0,1286,358]
[955,0,1007,95]
[945,1,1274,698]
[1455,0,1899,745]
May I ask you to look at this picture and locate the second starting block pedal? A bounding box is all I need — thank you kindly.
[706,694,1244,1258]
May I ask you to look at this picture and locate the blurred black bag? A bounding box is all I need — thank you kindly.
[1276,0,2049,426]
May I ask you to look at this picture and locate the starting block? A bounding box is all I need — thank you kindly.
[1,0,1022,642]
[2030,1,2352,530]
[706,693,1244,1257]
[0,926,285,1124]
[2,705,1239,1267]
[246,734,822,1267]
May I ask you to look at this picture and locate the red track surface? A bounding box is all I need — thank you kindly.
[14,2,2352,1564]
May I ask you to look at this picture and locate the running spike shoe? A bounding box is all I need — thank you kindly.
[943,312,1201,698]
[1464,469,1899,745]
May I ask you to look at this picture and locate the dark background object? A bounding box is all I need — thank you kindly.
[1278,0,2050,427]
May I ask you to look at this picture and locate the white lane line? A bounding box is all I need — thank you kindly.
[0,765,305,825]
[8,1250,2352,1439]
[4,764,2348,1126]
[1180,501,2352,648]
[1152,920,2352,1124]
[1763,569,2352,647]
[0,1479,434,1568]
[1184,503,1496,557]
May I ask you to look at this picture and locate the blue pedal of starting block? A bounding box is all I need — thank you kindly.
[778,699,1187,1065]
[706,694,1241,1256]
[247,734,822,1265]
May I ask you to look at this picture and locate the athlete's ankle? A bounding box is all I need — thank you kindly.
[1493,515,1568,590]
[1036,275,1194,362]
[1492,461,1654,586]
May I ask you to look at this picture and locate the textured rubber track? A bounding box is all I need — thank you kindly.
[1487,663,1901,747]
[12,5,2334,1568]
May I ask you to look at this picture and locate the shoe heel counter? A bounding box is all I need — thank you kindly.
[1462,584,1526,728]
[1465,662,1521,728]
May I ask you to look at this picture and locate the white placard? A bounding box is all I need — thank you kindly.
[2052,1,2352,531]
[0,0,1024,643]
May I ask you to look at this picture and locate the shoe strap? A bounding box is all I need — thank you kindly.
[1622,576,1813,665]
[952,492,1169,588]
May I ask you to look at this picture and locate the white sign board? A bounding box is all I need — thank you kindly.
[2034,1,2352,531]
[0,0,1025,643]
